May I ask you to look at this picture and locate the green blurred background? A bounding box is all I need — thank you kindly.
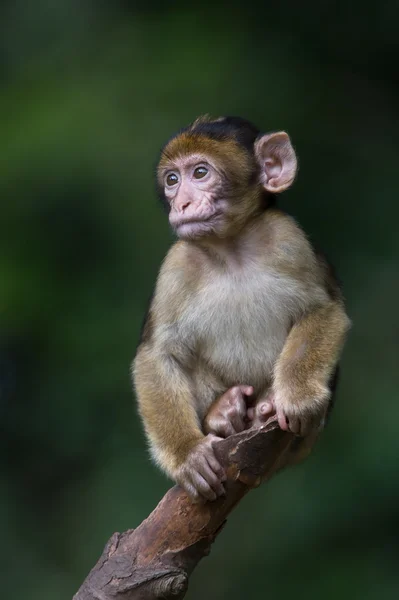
[1,2,398,598]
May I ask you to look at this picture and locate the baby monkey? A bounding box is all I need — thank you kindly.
[133,116,350,502]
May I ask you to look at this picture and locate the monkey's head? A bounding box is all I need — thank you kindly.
[157,115,298,240]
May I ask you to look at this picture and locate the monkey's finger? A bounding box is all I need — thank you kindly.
[247,407,255,421]
[219,421,237,438]
[238,385,254,397]
[183,481,202,504]
[239,395,250,416]
[236,397,249,421]
[228,388,248,413]
[287,415,300,435]
[205,451,226,482]
[191,471,219,501]
[256,400,274,422]
[277,410,289,431]
[228,410,246,433]
[199,460,226,497]
[208,418,235,438]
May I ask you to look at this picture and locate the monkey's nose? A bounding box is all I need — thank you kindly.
[180,201,191,212]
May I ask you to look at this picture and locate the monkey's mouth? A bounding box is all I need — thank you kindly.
[170,213,221,237]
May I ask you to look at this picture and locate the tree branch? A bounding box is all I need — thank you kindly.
[73,421,295,600]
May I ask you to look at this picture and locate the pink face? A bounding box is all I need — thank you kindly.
[162,154,228,239]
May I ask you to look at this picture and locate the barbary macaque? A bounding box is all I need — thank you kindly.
[132,115,350,502]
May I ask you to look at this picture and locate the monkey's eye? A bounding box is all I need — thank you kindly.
[193,166,209,179]
[166,172,179,187]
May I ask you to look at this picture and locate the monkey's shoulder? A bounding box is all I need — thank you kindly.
[262,209,342,299]
[261,210,316,269]
[158,241,207,288]
[141,242,203,337]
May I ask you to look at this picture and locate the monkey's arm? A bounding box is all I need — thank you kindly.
[134,343,226,502]
[272,299,351,436]
[133,246,226,502]
[134,344,202,469]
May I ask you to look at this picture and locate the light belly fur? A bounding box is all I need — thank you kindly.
[177,268,317,417]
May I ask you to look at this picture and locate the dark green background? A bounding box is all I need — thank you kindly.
[1,2,398,598]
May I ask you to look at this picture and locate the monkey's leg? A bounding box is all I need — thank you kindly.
[203,385,254,437]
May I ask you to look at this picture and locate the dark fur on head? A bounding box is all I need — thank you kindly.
[188,115,260,154]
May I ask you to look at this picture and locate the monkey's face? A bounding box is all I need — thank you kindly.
[157,116,298,240]
[160,154,231,240]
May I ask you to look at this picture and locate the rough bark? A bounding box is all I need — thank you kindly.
[73,421,295,600]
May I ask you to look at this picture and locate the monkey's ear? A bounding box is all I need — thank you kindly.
[254,132,297,193]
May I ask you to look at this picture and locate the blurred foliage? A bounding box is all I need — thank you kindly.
[1,1,399,599]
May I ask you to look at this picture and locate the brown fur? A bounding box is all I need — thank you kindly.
[133,118,350,501]
[158,133,257,207]
[133,210,350,473]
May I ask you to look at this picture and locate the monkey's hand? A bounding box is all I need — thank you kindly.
[175,434,226,503]
[203,385,254,438]
[254,385,329,437]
